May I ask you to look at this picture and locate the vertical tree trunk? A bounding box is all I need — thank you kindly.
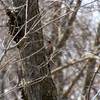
[82,24,100,100]
[12,0,57,100]
[82,59,96,100]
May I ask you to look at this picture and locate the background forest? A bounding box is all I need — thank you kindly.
[0,0,100,100]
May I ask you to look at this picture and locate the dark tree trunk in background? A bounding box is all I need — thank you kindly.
[82,59,96,100]
[82,23,100,100]
[12,0,57,100]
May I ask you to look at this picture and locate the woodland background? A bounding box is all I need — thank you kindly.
[0,0,100,100]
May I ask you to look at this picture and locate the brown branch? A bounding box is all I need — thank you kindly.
[51,57,88,75]
[51,49,100,75]
[87,65,100,100]
[57,0,82,49]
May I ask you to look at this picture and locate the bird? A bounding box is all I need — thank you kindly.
[46,40,53,59]
[45,40,54,74]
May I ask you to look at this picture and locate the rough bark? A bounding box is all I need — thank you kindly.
[12,0,57,100]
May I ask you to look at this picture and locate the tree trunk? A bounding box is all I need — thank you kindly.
[82,23,100,100]
[12,0,57,100]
